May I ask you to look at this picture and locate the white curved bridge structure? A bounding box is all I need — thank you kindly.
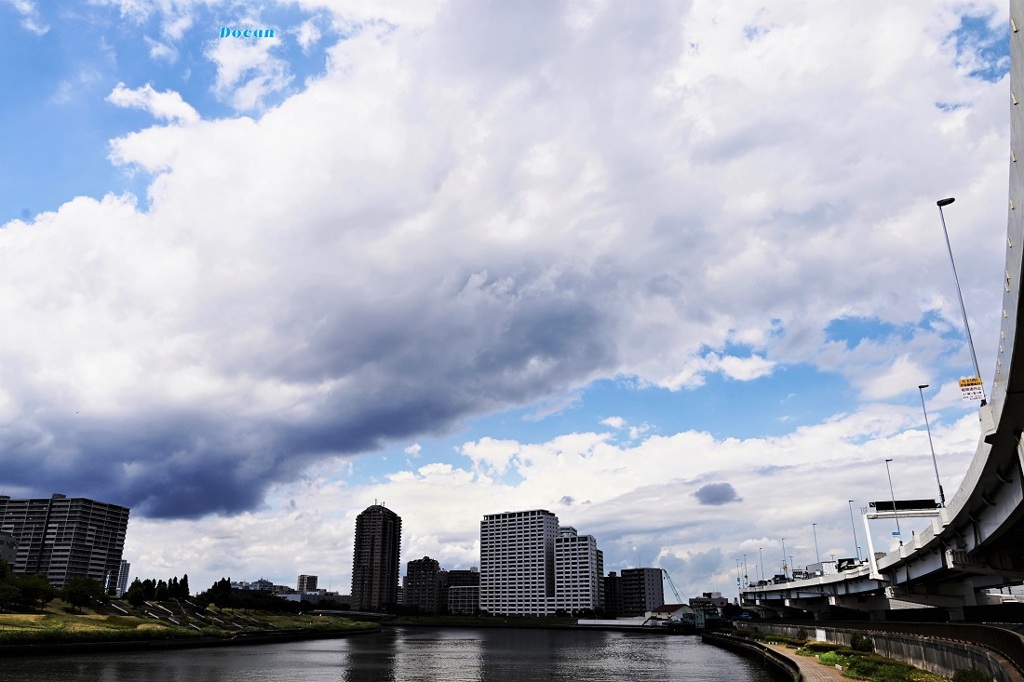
[743,0,1024,621]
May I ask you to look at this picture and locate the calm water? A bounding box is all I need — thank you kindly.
[2,627,779,681]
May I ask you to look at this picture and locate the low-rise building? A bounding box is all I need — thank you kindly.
[448,585,480,614]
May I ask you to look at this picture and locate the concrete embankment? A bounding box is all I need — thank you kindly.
[700,632,801,681]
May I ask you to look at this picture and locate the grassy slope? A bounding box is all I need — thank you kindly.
[0,599,377,645]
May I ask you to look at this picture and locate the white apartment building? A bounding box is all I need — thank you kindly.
[554,526,604,614]
[480,509,559,616]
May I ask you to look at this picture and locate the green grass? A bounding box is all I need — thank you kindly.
[790,643,946,682]
[0,600,377,647]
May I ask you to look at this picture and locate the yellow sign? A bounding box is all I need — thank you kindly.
[959,377,983,401]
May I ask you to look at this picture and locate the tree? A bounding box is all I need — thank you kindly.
[154,579,169,601]
[179,574,190,599]
[61,577,105,613]
[0,582,20,612]
[16,574,55,610]
[125,578,147,607]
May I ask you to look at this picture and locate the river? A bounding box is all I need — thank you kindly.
[2,627,780,681]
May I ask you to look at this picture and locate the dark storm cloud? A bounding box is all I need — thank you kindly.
[693,482,742,506]
[4,283,615,519]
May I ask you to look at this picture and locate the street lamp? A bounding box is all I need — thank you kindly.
[936,197,986,404]
[759,547,765,585]
[812,523,820,565]
[848,499,860,561]
[781,538,788,580]
[743,553,748,588]
[885,458,903,546]
[918,384,946,507]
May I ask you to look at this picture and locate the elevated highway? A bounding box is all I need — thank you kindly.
[743,0,1024,620]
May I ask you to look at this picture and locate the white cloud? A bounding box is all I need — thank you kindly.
[858,355,929,401]
[50,68,102,105]
[123,403,982,597]
[205,30,291,111]
[144,36,179,62]
[8,0,48,34]
[106,83,200,124]
[297,18,322,51]
[4,0,1012,596]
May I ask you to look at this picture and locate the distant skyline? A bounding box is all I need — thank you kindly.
[0,0,1014,599]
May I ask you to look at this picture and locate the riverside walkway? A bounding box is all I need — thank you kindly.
[760,643,848,682]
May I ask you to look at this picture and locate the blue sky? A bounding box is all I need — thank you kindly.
[0,0,1015,599]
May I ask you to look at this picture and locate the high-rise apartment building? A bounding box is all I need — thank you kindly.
[0,530,16,566]
[113,560,131,596]
[0,493,130,590]
[403,556,442,614]
[480,509,559,616]
[351,504,401,611]
[297,574,318,592]
[553,526,604,614]
[620,567,664,616]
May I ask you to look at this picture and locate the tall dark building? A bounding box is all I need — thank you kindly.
[403,556,442,614]
[0,493,130,590]
[351,504,401,611]
[603,571,623,617]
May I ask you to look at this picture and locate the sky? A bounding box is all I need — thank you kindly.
[0,0,1016,601]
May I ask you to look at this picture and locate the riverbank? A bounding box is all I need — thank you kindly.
[0,602,379,657]
[0,625,381,657]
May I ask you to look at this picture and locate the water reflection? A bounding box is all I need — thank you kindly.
[3,628,777,682]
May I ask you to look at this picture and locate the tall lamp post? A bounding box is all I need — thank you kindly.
[781,538,788,580]
[885,458,903,546]
[848,499,860,561]
[936,197,986,404]
[812,523,820,565]
[759,547,765,586]
[918,384,946,507]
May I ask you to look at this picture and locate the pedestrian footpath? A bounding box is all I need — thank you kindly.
[761,642,847,682]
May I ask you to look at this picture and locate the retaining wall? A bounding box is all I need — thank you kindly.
[738,622,1023,682]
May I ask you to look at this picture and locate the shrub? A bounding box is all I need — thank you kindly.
[952,670,994,682]
[804,641,843,653]
[850,632,874,652]
[796,627,808,641]
[818,651,850,668]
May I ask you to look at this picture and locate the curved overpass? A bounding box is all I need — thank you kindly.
[743,0,1024,619]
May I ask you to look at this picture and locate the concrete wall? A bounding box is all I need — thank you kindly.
[739,623,1022,682]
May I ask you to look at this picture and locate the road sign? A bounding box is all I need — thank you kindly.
[891,531,901,537]
[959,377,983,401]
[871,499,938,511]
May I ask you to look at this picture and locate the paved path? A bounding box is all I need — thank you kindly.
[761,643,848,681]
